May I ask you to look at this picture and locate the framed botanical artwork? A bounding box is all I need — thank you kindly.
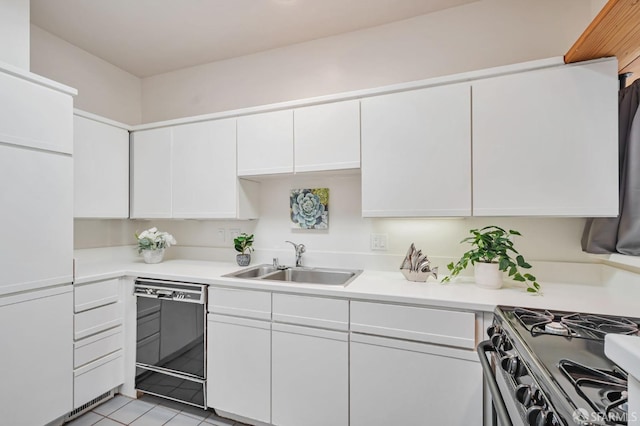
[290,188,329,229]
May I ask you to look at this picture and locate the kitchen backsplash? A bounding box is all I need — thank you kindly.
[75,174,593,270]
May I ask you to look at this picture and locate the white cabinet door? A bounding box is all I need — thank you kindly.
[350,334,483,426]
[207,315,271,424]
[237,109,294,176]
[130,127,172,218]
[74,115,129,218]
[0,287,73,426]
[272,324,348,426]
[472,58,618,216]
[0,70,73,154]
[172,119,237,218]
[361,83,472,217]
[294,100,360,173]
[0,144,73,295]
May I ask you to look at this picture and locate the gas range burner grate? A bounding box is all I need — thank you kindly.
[513,308,639,339]
[513,308,574,337]
[561,314,639,339]
[559,359,628,425]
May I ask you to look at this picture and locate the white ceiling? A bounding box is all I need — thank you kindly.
[30,0,477,78]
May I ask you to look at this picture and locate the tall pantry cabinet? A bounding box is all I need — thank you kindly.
[0,64,76,425]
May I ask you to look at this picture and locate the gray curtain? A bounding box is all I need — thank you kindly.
[582,79,640,254]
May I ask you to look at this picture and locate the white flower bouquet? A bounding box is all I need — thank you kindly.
[135,227,177,253]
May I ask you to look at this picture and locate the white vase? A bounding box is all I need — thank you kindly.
[142,249,165,264]
[474,262,503,289]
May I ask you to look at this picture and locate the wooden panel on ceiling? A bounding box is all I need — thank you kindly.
[565,0,640,86]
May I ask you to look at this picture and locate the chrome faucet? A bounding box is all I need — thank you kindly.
[285,241,306,267]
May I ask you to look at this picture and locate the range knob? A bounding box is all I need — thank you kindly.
[526,406,556,426]
[531,388,543,406]
[491,333,503,348]
[516,384,533,406]
[487,325,500,337]
[500,355,521,376]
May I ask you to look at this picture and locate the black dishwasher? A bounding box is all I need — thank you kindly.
[134,278,207,408]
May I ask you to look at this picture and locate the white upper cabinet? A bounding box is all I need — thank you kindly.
[0,71,73,154]
[294,100,360,173]
[130,127,172,218]
[172,119,238,218]
[472,58,618,216]
[237,110,294,176]
[361,83,472,217]
[74,115,129,218]
[131,120,258,219]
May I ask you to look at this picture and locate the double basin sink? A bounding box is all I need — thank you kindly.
[224,264,362,286]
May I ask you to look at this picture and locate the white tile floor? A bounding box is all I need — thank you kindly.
[67,394,248,426]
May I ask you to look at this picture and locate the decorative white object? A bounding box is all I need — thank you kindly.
[474,262,503,289]
[399,243,438,282]
[136,227,176,264]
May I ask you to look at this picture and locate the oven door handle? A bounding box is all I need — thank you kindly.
[477,340,513,426]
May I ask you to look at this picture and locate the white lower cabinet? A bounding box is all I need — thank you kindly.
[271,294,349,426]
[349,301,483,426]
[272,323,348,426]
[350,334,483,426]
[72,278,124,409]
[205,288,484,426]
[207,314,271,424]
[0,286,73,426]
[207,288,272,423]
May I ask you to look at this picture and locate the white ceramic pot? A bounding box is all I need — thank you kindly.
[474,262,503,289]
[142,248,165,264]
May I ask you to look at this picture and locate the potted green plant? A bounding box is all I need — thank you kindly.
[234,233,254,266]
[135,227,177,264]
[441,226,542,294]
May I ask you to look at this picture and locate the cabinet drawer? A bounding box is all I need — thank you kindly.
[273,293,348,331]
[350,301,475,349]
[74,278,119,313]
[74,350,124,408]
[209,287,271,320]
[74,302,123,340]
[74,326,122,368]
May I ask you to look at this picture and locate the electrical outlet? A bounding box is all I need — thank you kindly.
[217,228,226,243]
[229,228,241,241]
[370,233,388,251]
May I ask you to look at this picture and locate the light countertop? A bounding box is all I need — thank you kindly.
[605,335,640,379]
[74,257,640,316]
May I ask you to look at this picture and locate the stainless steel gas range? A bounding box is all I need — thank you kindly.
[479,306,639,426]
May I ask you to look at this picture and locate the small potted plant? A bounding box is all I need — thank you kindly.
[441,226,542,294]
[234,233,254,266]
[135,227,177,264]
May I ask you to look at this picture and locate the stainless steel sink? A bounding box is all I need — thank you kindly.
[225,264,361,286]
[225,265,278,279]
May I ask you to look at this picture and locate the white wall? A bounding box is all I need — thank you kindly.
[141,0,594,122]
[0,0,29,69]
[30,25,142,125]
